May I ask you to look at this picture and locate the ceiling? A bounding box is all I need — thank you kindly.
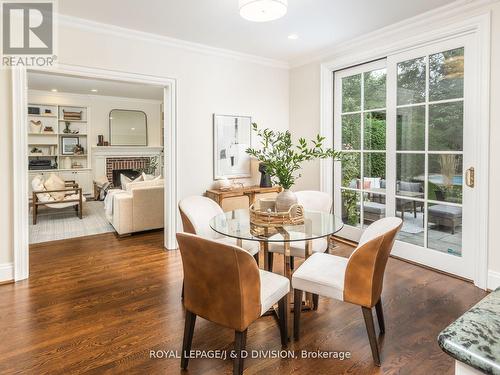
[58,0,457,63]
[28,72,164,100]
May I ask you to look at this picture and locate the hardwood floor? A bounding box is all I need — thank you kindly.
[0,231,487,374]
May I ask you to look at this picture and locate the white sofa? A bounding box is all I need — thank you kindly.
[106,179,164,235]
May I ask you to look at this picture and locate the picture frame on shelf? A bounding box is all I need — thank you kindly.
[213,114,252,180]
[61,137,79,155]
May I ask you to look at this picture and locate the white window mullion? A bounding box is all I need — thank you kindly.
[385,57,397,224]
[360,72,365,227]
[423,55,430,249]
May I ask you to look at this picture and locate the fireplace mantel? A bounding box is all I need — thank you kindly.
[91,146,163,179]
[92,146,163,157]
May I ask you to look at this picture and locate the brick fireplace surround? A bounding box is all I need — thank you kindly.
[106,157,151,184]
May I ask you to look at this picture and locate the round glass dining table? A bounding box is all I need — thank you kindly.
[209,208,344,339]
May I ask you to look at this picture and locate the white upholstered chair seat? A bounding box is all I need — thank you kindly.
[268,235,328,257]
[217,237,260,256]
[292,252,348,302]
[259,269,290,315]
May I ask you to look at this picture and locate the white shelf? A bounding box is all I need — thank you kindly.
[28,114,57,118]
[29,168,91,172]
[28,102,90,172]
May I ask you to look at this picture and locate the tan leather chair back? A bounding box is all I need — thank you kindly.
[176,232,261,332]
[343,217,402,308]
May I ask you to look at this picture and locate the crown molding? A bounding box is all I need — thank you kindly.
[57,14,290,70]
[290,0,499,68]
[28,89,163,104]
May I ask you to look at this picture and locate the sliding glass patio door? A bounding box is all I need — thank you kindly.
[334,34,477,279]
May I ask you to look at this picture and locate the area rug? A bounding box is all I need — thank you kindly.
[29,201,115,244]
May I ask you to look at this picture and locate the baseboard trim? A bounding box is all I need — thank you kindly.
[0,263,14,283]
[487,270,500,291]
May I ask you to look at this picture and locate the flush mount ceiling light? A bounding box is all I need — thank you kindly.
[239,0,288,22]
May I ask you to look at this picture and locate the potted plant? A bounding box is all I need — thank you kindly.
[246,123,341,212]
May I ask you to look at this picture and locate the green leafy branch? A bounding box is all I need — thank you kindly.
[245,123,342,189]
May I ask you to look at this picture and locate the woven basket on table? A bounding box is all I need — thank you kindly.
[249,200,304,237]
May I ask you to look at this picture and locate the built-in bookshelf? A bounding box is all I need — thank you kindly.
[27,103,90,172]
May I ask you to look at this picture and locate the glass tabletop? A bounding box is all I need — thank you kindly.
[209,209,344,243]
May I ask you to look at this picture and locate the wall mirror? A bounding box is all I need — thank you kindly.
[109,109,148,146]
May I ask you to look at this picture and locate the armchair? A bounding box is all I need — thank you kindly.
[31,175,85,225]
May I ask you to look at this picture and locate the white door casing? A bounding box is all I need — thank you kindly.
[12,64,179,281]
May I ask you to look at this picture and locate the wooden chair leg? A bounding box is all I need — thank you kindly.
[181,280,184,300]
[180,310,197,369]
[290,256,294,270]
[32,192,38,225]
[278,294,288,346]
[267,252,273,272]
[234,329,247,375]
[253,253,259,266]
[375,298,385,334]
[312,294,319,310]
[362,306,381,366]
[294,289,303,340]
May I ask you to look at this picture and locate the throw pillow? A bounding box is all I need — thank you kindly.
[44,173,66,201]
[120,173,143,190]
[31,175,53,202]
[142,172,161,181]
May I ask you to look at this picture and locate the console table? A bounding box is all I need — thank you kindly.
[205,186,281,212]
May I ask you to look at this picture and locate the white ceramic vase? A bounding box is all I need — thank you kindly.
[275,189,298,212]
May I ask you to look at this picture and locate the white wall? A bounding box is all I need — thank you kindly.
[289,1,500,286]
[289,63,322,192]
[28,90,162,148]
[0,18,289,280]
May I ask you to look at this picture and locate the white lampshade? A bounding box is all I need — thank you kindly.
[239,0,288,22]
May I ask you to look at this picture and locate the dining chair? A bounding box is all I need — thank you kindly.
[178,196,260,261]
[292,217,402,366]
[177,232,290,375]
[267,190,333,272]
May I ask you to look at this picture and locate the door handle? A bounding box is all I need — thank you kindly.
[466,167,475,188]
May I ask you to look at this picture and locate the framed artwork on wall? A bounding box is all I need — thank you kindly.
[61,136,79,155]
[213,114,252,180]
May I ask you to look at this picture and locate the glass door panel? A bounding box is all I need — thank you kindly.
[393,47,465,256]
[334,60,387,236]
[386,35,475,279]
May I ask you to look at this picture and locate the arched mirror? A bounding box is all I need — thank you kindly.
[109,109,148,146]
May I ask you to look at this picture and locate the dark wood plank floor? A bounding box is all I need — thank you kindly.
[0,231,487,374]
